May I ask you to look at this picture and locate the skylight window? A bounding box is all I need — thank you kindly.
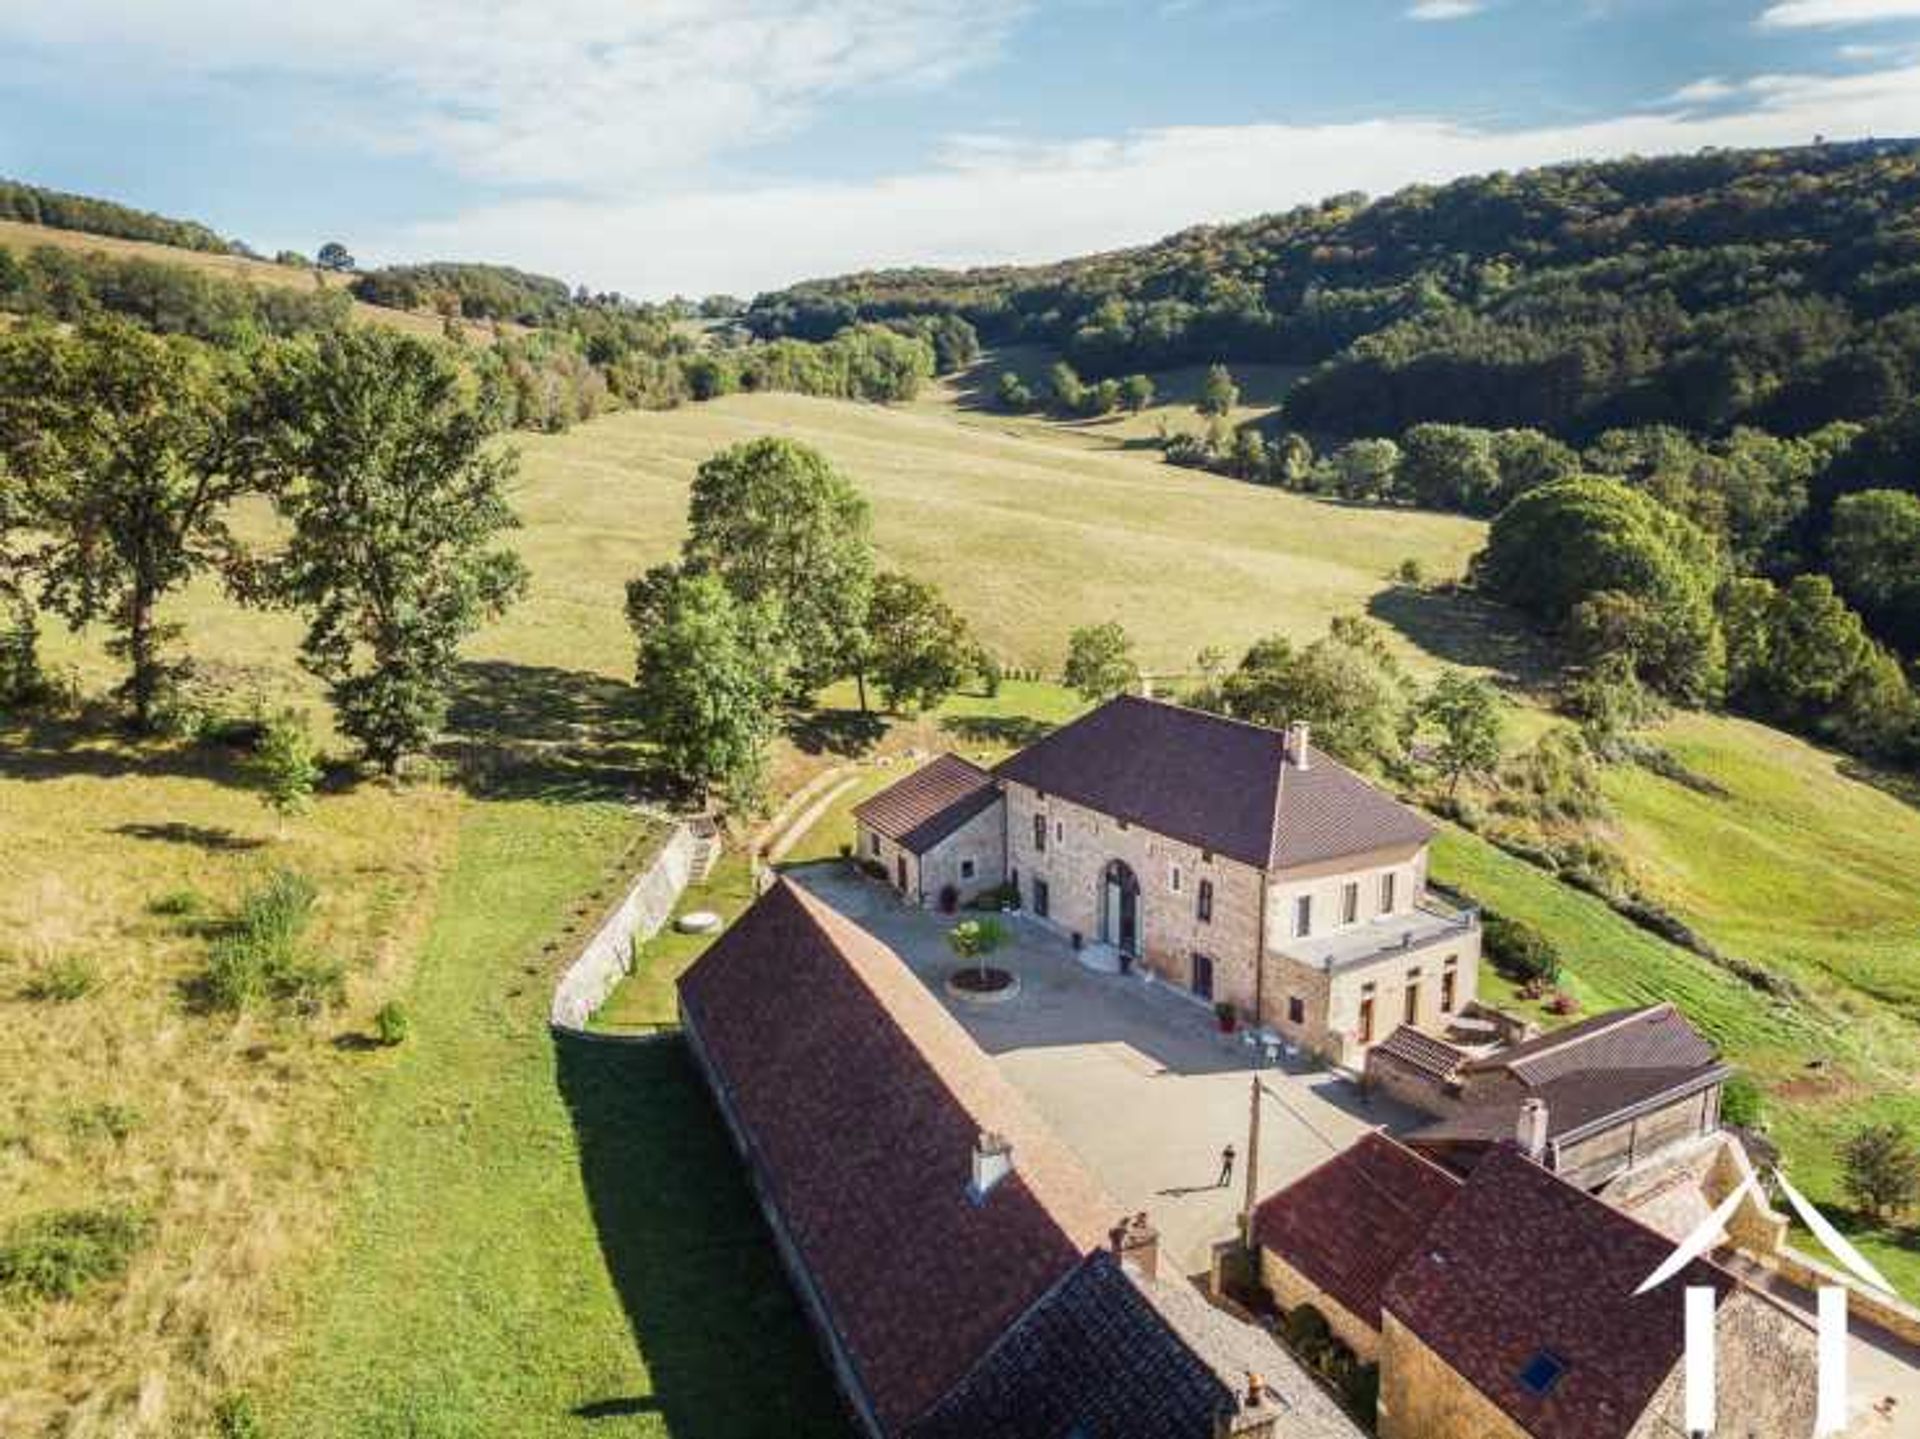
[1517,1349,1568,1397]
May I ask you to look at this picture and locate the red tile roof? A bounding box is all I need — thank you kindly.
[1382,1145,1736,1439]
[1252,1132,1461,1328]
[677,880,1118,1433]
[852,754,1002,855]
[993,695,1431,871]
[1370,1024,1469,1083]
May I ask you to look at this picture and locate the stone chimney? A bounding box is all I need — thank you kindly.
[1517,1097,1550,1162]
[1286,721,1311,770]
[969,1131,1013,1203]
[1214,1372,1281,1438]
[1109,1211,1159,1280]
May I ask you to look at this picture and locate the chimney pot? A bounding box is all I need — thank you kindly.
[1245,1372,1267,1408]
[1110,1210,1160,1280]
[970,1130,1013,1203]
[1286,721,1311,770]
[1518,1097,1550,1162]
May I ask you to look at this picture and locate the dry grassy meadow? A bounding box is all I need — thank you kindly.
[6,365,1920,1432]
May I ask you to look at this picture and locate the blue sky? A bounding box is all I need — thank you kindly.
[4,0,1920,297]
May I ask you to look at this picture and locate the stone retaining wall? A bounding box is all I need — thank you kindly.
[550,822,700,1031]
[1770,1246,1920,1347]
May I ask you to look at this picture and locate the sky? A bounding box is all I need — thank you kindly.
[4,0,1920,299]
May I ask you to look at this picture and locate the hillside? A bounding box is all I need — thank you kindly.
[749,141,1920,444]
[0,219,501,343]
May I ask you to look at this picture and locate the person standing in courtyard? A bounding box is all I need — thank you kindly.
[1217,1143,1236,1188]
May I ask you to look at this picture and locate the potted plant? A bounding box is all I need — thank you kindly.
[1214,1000,1237,1033]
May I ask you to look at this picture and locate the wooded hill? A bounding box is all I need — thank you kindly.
[748,141,1920,444]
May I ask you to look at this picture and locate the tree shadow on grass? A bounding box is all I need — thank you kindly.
[785,706,885,759]
[438,660,666,805]
[1366,583,1559,689]
[0,711,257,790]
[553,1033,852,1439]
[942,713,1055,748]
[111,821,265,852]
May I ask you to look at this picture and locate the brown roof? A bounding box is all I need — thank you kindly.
[993,695,1432,872]
[1465,1004,1715,1085]
[1417,1004,1729,1150]
[1252,1133,1461,1328]
[1382,1145,1737,1439]
[1370,1024,1469,1083]
[853,754,1002,854]
[677,880,1118,1433]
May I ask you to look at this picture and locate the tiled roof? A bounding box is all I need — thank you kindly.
[853,754,1003,855]
[993,695,1432,871]
[1382,1145,1735,1439]
[1251,1133,1461,1328]
[1417,1005,1728,1150]
[1467,1004,1716,1087]
[678,880,1116,1433]
[1370,1024,1469,1082]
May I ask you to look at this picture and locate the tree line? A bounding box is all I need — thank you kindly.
[0,175,236,253]
[745,143,1920,443]
[0,317,526,774]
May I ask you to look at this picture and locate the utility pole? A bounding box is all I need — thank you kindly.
[1240,1074,1262,1245]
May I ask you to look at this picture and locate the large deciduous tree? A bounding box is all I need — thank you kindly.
[1475,477,1725,705]
[1062,622,1139,703]
[1829,489,1920,655]
[260,329,527,773]
[632,570,789,808]
[683,437,873,696]
[1420,670,1505,794]
[1219,617,1415,774]
[865,571,973,715]
[1197,363,1238,419]
[0,317,248,729]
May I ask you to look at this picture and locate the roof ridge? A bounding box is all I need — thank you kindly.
[1509,1003,1673,1071]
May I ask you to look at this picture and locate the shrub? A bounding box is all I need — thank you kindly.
[1283,1303,1332,1352]
[1394,557,1426,586]
[966,881,1021,912]
[1720,1073,1766,1129]
[0,1207,149,1304]
[1840,1122,1920,1221]
[65,1102,140,1142]
[212,1394,266,1439]
[1545,989,1581,1016]
[374,1000,411,1047]
[1345,1363,1381,1423]
[200,870,329,1015]
[25,955,101,1003]
[148,888,207,919]
[1483,914,1561,984]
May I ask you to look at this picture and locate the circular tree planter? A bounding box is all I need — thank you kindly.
[945,966,1021,1004]
[675,910,722,935]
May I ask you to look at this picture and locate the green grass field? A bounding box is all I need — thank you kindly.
[8,360,1920,1431]
[266,801,845,1438]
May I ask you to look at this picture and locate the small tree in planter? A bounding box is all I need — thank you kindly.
[948,917,1007,988]
[1214,1000,1237,1033]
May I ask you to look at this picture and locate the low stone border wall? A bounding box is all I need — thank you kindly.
[550,821,700,1032]
[1769,1246,1920,1348]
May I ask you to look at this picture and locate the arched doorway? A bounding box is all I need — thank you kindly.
[1101,860,1141,957]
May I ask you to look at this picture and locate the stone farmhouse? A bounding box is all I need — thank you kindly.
[678,879,1365,1439]
[1368,1002,1731,1192]
[1253,1139,1820,1439]
[854,694,1482,1066]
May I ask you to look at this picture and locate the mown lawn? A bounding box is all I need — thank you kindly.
[267,799,846,1437]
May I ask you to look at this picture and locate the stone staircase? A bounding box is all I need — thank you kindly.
[685,815,723,884]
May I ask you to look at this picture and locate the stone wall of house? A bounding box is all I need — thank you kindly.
[1266,845,1428,952]
[550,822,698,1031]
[1003,781,1267,1014]
[1630,1289,1817,1439]
[1362,1048,1460,1119]
[857,821,922,903]
[918,798,1007,908]
[1377,1314,1529,1439]
[1258,1248,1381,1362]
[1272,934,1479,1068]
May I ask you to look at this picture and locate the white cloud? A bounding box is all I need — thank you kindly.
[0,1,1024,187]
[369,61,1920,298]
[1662,77,1740,104]
[1407,0,1484,19]
[1759,0,1920,28]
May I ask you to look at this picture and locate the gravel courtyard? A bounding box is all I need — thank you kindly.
[787,863,1417,1277]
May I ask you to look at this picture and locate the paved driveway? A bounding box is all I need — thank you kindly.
[789,864,1418,1277]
